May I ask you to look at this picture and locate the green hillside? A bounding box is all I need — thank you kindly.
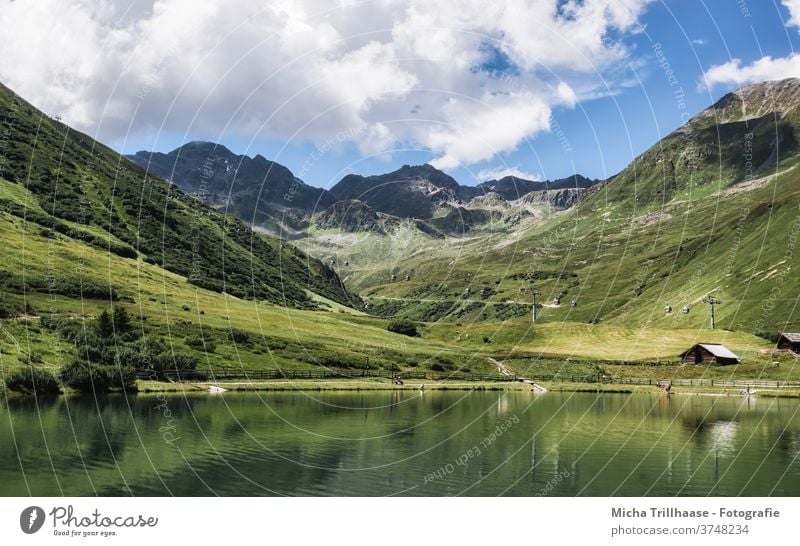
[335,79,800,335]
[0,81,496,383]
[1,79,795,390]
[0,83,352,310]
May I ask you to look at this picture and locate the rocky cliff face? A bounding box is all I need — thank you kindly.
[522,187,589,209]
[130,145,599,238]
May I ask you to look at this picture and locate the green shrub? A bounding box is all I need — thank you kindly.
[387,319,419,337]
[185,335,216,353]
[429,355,454,372]
[58,360,136,392]
[754,330,780,343]
[4,367,61,395]
[229,328,251,345]
[0,302,18,318]
[17,352,44,365]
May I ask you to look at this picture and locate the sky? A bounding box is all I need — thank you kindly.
[0,0,798,189]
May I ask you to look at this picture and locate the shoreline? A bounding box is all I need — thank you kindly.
[134,379,800,398]
[6,379,799,398]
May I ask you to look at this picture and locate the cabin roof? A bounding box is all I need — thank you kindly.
[780,333,800,342]
[681,343,740,360]
[695,343,739,360]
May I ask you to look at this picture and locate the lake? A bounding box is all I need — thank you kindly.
[1,390,799,496]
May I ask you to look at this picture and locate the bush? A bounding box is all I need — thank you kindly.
[754,330,780,343]
[18,352,44,365]
[387,319,419,337]
[58,360,136,392]
[229,328,251,345]
[4,367,61,395]
[153,353,199,378]
[0,302,18,318]
[185,335,216,353]
[429,355,454,372]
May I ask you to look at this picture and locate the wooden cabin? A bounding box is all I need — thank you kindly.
[680,343,740,365]
[777,333,800,353]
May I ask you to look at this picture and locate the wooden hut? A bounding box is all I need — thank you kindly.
[680,343,740,365]
[777,333,800,353]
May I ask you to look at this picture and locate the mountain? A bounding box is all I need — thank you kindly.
[0,82,353,310]
[477,174,597,201]
[328,164,468,219]
[601,77,799,209]
[314,200,388,233]
[520,187,589,209]
[127,142,335,235]
[130,143,599,230]
[328,164,598,219]
[353,79,800,331]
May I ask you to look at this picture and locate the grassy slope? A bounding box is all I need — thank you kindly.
[324,82,800,336]
[0,80,793,382]
[0,82,352,309]
[0,204,482,373]
[0,81,488,376]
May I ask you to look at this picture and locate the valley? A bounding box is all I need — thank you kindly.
[3,79,800,394]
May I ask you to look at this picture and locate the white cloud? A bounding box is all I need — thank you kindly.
[784,0,800,27]
[477,166,541,182]
[0,0,655,168]
[427,93,553,169]
[700,1,800,90]
[702,54,800,89]
[691,39,708,46]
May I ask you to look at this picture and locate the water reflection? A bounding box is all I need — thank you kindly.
[1,391,799,496]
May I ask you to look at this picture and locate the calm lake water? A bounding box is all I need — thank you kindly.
[1,390,799,496]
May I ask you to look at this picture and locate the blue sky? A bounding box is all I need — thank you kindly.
[3,1,798,189]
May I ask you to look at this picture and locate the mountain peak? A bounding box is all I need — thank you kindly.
[700,77,800,124]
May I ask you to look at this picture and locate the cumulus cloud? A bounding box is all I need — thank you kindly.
[701,1,800,89]
[702,54,800,89]
[477,166,541,182]
[784,0,800,27]
[0,0,654,168]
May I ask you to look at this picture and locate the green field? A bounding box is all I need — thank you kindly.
[2,80,800,393]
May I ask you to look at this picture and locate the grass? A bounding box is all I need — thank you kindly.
[0,208,788,381]
[131,378,800,398]
[136,378,526,392]
[290,109,800,333]
[425,320,773,361]
[2,80,800,390]
[541,381,800,398]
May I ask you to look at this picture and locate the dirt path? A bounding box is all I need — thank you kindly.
[488,357,514,376]
[487,357,548,393]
